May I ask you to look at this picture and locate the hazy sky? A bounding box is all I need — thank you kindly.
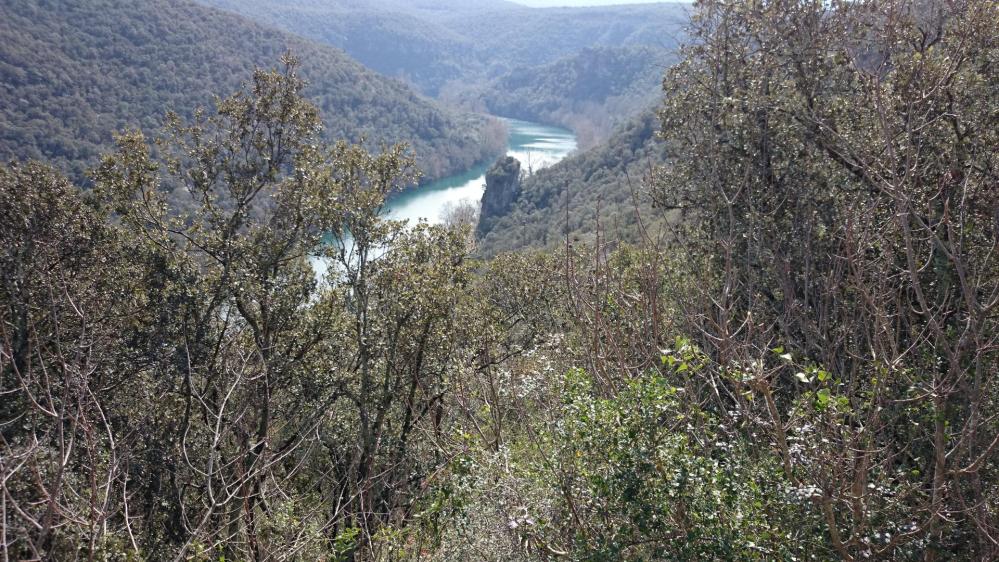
[515,0,679,6]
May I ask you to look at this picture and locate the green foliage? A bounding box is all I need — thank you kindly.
[534,368,820,561]
[650,1,999,559]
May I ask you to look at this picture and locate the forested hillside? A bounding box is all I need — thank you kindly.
[451,46,672,148]
[0,0,504,182]
[438,3,686,72]
[193,0,479,94]
[477,107,668,256]
[194,0,688,95]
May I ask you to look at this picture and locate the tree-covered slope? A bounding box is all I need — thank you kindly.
[194,0,481,95]
[452,46,674,148]
[439,3,687,72]
[477,107,670,257]
[0,0,504,182]
[193,0,688,95]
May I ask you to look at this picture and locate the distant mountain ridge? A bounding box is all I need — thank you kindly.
[193,0,688,96]
[0,0,504,182]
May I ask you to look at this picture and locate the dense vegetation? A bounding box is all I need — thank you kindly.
[0,0,505,184]
[194,0,688,96]
[637,2,999,558]
[2,1,997,561]
[450,47,672,148]
[477,107,669,257]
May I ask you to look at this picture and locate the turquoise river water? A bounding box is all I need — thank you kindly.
[312,118,576,277]
[383,118,577,225]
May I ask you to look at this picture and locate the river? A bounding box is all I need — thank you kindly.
[383,118,577,225]
[313,118,576,277]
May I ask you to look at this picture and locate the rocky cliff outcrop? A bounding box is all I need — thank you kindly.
[477,156,522,237]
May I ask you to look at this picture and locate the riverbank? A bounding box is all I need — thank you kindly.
[384,118,576,226]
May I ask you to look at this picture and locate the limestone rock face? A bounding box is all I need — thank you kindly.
[477,156,521,236]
